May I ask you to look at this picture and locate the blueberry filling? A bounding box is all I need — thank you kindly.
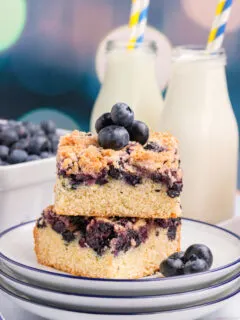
[38,210,181,256]
[36,217,46,229]
[167,181,183,198]
[144,141,165,152]
[59,166,182,198]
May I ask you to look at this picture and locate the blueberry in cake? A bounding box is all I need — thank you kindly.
[34,102,183,279]
[34,206,181,278]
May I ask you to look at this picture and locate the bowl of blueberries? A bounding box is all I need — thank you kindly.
[0,119,66,232]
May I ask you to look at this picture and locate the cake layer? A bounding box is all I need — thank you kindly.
[34,208,181,279]
[55,178,181,218]
[55,130,182,218]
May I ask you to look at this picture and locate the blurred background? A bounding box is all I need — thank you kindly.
[0,0,239,185]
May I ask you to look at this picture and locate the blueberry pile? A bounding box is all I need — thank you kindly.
[0,120,60,165]
[95,102,149,150]
[160,244,213,277]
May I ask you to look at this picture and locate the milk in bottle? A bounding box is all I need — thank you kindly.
[91,41,164,132]
[159,46,238,223]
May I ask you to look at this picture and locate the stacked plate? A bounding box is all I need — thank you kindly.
[0,218,239,320]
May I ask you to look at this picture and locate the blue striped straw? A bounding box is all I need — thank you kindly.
[207,0,233,51]
[136,0,150,47]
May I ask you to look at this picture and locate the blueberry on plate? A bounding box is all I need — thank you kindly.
[98,125,129,150]
[95,113,114,133]
[0,145,9,160]
[184,244,213,268]
[27,154,40,161]
[183,258,209,275]
[127,120,149,145]
[8,149,28,164]
[160,251,185,277]
[111,103,134,127]
[41,120,56,134]
[0,129,19,146]
[28,136,48,155]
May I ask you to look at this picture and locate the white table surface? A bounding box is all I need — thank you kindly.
[1,196,240,320]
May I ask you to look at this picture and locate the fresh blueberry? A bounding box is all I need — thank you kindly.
[95,113,114,133]
[98,125,129,150]
[41,120,56,134]
[11,139,29,151]
[8,149,28,164]
[27,154,40,161]
[0,124,10,132]
[28,136,48,155]
[8,120,19,127]
[0,159,8,166]
[49,135,59,153]
[15,125,28,138]
[40,151,53,159]
[23,122,41,136]
[183,258,209,274]
[160,255,184,277]
[127,120,149,145]
[0,129,19,146]
[168,251,185,261]
[111,103,134,127]
[184,244,213,268]
[33,129,46,137]
[0,145,9,160]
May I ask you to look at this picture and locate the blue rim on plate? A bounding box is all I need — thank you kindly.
[0,279,239,315]
[0,218,239,282]
[0,264,239,299]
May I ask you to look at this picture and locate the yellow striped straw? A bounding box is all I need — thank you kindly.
[207,0,233,51]
[127,0,141,49]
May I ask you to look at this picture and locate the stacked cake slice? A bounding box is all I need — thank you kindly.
[34,111,182,279]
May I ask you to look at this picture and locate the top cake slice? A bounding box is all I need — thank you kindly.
[55,130,182,218]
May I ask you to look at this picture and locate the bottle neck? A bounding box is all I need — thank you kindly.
[104,50,157,83]
[167,60,230,110]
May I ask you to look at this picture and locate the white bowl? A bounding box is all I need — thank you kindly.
[0,278,239,320]
[0,264,239,313]
[0,129,67,232]
[0,218,239,296]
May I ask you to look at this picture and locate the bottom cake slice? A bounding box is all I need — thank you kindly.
[34,206,181,279]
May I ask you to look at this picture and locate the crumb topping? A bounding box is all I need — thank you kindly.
[57,130,181,177]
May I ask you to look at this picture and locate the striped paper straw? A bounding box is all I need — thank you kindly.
[127,0,141,49]
[135,0,150,47]
[207,0,233,51]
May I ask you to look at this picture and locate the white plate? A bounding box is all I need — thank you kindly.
[0,265,239,313]
[0,219,239,296]
[0,280,239,320]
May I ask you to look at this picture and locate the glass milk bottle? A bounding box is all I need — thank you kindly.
[159,46,239,224]
[90,41,164,132]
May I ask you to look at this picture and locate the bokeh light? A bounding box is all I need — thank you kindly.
[0,0,26,51]
[20,108,81,131]
[182,0,240,32]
